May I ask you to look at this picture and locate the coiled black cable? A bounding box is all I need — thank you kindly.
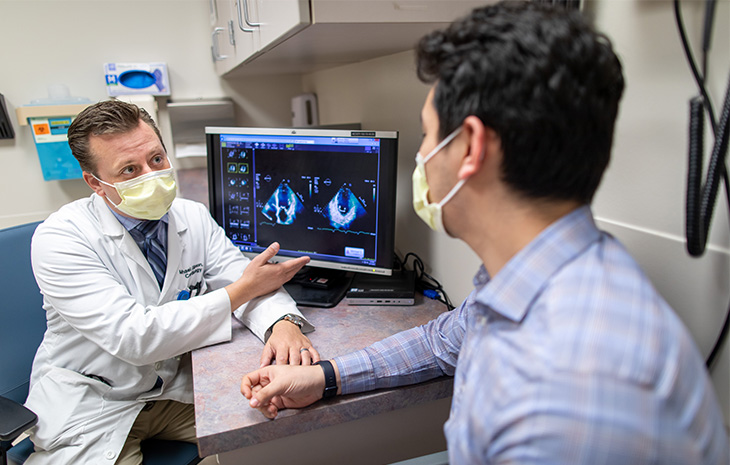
[675,0,730,369]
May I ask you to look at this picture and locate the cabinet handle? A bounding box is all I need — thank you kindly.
[241,0,261,27]
[236,0,255,32]
[211,27,228,61]
[228,19,236,46]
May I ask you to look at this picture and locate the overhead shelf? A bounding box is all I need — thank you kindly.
[15,104,90,126]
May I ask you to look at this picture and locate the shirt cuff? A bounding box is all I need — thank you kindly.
[333,349,375,395]
[232,287,314,342]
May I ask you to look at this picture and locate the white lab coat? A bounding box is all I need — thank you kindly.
[24,194,312,464]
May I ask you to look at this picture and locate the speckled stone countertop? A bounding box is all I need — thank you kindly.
[192,295,453,457]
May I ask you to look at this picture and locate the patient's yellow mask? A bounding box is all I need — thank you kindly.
[412,127,465,233]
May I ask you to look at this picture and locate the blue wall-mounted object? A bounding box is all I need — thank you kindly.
[104,62,170,96]
[29,116,82,181]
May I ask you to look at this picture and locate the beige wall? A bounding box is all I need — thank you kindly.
[302,0,730,423]
[0,0,302,228]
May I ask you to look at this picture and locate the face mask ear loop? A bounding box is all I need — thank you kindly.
[437,178,467,208]
[421,127,463,164]
[90,173,124,207]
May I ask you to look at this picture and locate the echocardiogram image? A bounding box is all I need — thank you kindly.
[253,147,379,260]
[326,185,367,230]
[261,182,305,225]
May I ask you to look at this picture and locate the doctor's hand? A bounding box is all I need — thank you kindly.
[241,364,327,419]
[261,319,321,367]
[226,242,310,310]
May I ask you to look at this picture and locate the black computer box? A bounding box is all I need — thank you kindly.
[346,270,416,306]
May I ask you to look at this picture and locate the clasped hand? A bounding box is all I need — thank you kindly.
[241,364,325,419]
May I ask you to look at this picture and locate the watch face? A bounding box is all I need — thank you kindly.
[284,315,304,327]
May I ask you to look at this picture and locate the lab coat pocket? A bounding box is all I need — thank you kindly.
[26,366,112,450]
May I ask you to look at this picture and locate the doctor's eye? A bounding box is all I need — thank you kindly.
[121,165,135,175]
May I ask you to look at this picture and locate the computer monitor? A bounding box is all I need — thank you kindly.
[206,127,399,306]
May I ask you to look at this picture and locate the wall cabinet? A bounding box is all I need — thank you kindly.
[209,0,491,76]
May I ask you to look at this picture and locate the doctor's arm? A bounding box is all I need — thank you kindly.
[224,242,308,309]
[224,242,319,366]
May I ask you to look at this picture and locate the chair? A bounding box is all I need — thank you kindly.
[0,222,202,465]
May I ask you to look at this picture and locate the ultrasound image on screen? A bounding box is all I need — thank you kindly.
[261,181,305,225]
[253,148,379,261]
[326,185,367,229]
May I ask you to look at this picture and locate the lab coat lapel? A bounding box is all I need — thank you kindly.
[92,194,159,288]
[162,203,188,299]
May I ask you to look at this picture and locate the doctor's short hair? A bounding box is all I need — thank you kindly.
[67,99,166,174]
[416,0,625,204]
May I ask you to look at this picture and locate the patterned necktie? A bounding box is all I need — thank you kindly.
[132,220,167,289]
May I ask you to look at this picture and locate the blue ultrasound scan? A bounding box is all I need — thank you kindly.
[326,185,367,229]
[261,182,305,225]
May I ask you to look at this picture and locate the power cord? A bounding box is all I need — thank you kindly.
[674,0,730,369]
[394,252,455,310]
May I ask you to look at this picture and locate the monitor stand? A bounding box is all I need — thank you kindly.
[283,267,353,308]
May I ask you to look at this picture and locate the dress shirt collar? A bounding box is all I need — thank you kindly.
[473,205,601,322]
[108,205,169,232]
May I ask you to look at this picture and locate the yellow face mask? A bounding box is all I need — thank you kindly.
[95,167,177,220]
[412,127,466,234]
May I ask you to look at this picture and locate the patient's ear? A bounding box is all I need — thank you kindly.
[458,116,496,180]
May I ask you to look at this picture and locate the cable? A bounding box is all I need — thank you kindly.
[675,0,730,368]
[396,252,455,310]
[674,0,717,130]
[701,0,717,80]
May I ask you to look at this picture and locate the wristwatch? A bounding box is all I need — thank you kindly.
[264,313,305,342]
[315,360,338,399]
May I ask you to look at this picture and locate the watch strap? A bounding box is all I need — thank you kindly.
[264,313,303,342]
[315,360,337,399]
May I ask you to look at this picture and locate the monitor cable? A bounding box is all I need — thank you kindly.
[674,0,730,369]
[395,252,455,310]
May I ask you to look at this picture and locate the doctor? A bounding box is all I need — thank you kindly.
[25,99,317,465]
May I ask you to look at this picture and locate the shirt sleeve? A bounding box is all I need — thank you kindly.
[334,300,466,395]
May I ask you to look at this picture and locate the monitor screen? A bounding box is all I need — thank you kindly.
[206,127,398,276]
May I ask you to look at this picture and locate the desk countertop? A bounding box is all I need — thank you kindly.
[192,295,452,457]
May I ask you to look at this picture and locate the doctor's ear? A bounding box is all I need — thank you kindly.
[83,171,105,197]
[457,116,495,180]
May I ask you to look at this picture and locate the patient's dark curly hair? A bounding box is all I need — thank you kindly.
[416,1,624,203]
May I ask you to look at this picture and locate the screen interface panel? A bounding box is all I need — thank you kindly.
[212,132,393,269]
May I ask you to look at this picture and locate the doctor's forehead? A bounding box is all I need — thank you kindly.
[89,125,164,168]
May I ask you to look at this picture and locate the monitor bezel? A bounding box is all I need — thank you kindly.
[205,126,398,276]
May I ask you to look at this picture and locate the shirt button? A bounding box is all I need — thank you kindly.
[105,450,116,460]
[155,362,162,370]
[477,315,487,326]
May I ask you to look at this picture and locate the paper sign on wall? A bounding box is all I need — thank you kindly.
[30,116,82,181]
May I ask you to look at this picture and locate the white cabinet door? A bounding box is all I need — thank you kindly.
[211,0,237,75]
[248,0,310,54]
[232,0,260,64]
[212,0,491,76]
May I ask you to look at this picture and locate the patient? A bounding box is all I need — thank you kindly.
[241,2,729,463]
